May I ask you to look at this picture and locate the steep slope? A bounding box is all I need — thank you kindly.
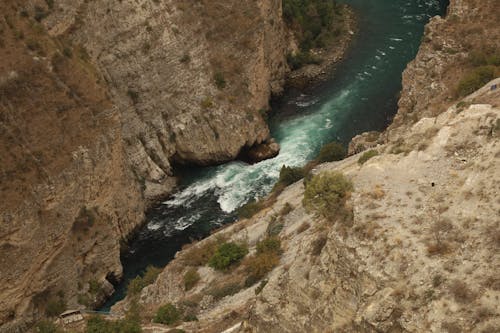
[113,79,499,333]
[41,0,291,199]
[0,2,144,331]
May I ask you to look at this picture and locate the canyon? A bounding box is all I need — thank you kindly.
[0,0,354,331]
[0,0,499,332]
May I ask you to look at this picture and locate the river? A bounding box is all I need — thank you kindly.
[102,0,448,309]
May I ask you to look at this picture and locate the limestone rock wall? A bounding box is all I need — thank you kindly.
[43,0,291,199]
[0,1,144,330]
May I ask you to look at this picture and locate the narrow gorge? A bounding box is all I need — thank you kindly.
[0,0,499,332]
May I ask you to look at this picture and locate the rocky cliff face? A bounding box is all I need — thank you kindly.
[387,0,499,140]
[0,0,299,330]
[42,0,291,200]
[0,1,144,331]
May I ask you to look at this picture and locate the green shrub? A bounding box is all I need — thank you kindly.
[208,282,242,300]
[34,6,47,22]
[244,237,281,286]
[316,141,346,162]
[310,235,327,256]
[213,72,226,89]
[255,280,268,295]
[280,203,293,216]
[468,50,500,67]
[358,149,379,165]
[183,268,200,291]
[275,165,305,188]
[35,320,61,333]
[208,242,248,271]
[154,303,181,325]
[85,316,141,333]
[256,237,281,255]
[456,66,497,97]
[283,0,343,51]
[303,172,353,221]
[287,51,321,70]
[127,266,161,296]
[237,199,265,219]
[45,297,65,317]
[181,236,226,266]
[244,252,280,286]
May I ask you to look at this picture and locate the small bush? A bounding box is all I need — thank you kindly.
[449,280,476,304]
[35,320,61,333]
[183,269,200,291]
[468,50,500,67]
[280,203,293,216]
[316,142,346,162]
[200,96,213,109]
[34,6,47,22]
[127,266,161,296]
[275,165,305,189]
[303,172,353,222]
[244,237,281,286]
[244,252,279,286]
[237,199,265,219]
[456,66,497,97]
[85,316,141,333]
[255,280,268,295]
[181,236,225,266]
[256,237,281,255]
[127,89,139,104]
[45,297,65,317]
[213,72,226,89]
[154,303,181,325]
[208,282,242,300]
[358,150,379,165]
[208,242,248,271]
[287,51,321,70]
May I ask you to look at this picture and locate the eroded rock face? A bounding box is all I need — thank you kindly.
[42,0,291,200]
[0,2,143,330]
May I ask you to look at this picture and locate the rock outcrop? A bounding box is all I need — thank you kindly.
[42,0,292,200]
[386,0,500,140]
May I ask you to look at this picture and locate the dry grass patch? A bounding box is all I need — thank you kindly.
[181,235,227,267]
[449,280,477,304]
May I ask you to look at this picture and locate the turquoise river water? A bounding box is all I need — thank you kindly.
[103,0,448,309]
